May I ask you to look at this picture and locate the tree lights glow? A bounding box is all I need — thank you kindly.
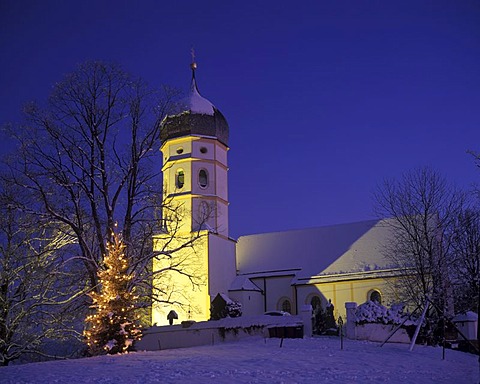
[84,233,141,355]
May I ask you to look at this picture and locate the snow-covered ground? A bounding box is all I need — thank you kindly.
[1,337,477,384]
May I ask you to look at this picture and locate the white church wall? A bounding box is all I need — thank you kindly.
[168,197,193,233]
[207,233,237,299]
[297,284,337,316]
[165,137,192,159]
[189,139,228,202]
[152,232,210,326]
[215,201,229,236]
[297,277,394,321]
[189,197,229,236]
[164,162,191,195]
[250,276,296,314]
[191,161,215,195]
[350,278,390,305]
[229,290,264,317]
[192,139,215,161]
[191,197,216,231]
[214,143,227,166]
[215,165,228,201]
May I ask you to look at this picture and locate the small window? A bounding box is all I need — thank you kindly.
[369,290,382,304]
[176,170,184,189]
[198,169,208,188]
[200,147,207,154]
[281,299,292,314]
[176,147,184,155]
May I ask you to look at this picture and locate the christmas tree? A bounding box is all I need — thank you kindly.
[84,233,142,355]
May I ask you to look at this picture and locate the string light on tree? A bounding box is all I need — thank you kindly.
[84,231,142,355]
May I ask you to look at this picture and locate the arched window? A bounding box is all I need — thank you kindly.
[281,299,292,314]
[176,170,184,189]
[369,289,382,304]
[309,295,324,335]
[310,296,321,311]
[198,169,208,188]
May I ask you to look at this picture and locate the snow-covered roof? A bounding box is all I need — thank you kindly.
[160,70,229,146]
[453,311,478,322]
[218,293,235,304]
[229,276,263,292]
[236,219,398,279]
[188,78,215,115]
[292,268,406,285]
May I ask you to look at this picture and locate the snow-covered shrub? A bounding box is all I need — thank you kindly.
[210,293,242,320]
[355,301,389,324]
[388,303,413,325]
[354,301,412,325]
[224,300,242,318]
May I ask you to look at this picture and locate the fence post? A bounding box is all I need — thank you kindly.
[301,305,313,337]
[345,302,357,339]
[338,316,344,350]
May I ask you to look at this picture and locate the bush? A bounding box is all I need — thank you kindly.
[354,301,413,325]
[210,293,242,320]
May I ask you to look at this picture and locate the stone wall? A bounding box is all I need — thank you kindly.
[136,314,309,351]
[135,323,264,351]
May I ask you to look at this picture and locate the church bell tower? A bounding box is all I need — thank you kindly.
[160,61,230,236]
[152,60,236,326]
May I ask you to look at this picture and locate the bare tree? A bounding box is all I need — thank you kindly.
[451,209,480,314]
[3,61,208,324]
[5,62,166,288]
[0,184,80,365]
[374,167,465,318]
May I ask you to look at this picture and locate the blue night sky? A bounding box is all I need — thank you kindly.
[1,1,479,239]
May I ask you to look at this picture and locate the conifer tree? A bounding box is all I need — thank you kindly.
[84,233,142,355]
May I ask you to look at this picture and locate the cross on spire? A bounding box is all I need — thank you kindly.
[190,47,197,74]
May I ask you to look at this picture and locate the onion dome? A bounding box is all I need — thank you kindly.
[160,62,229,146]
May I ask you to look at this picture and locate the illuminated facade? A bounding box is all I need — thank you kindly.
[152,63,400,326]
[151,64,235,325]
[230,220,403,321]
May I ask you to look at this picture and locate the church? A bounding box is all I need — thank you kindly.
[151,62,403,326]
